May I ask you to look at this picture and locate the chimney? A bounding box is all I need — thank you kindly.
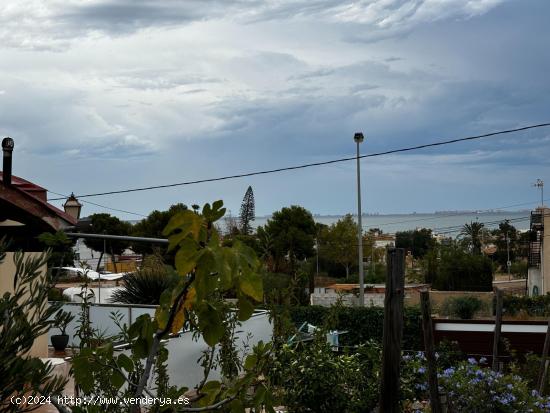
[2,137,14,186]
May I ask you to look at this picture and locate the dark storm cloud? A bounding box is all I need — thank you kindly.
[58,0,239,34]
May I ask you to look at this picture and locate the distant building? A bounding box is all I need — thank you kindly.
[372,233,395,248]
[311,283,428,307]
[528,207,550,296]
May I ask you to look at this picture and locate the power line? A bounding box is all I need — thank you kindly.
[364,199,546,229]
[47,190,147,217]
[432,216,531,235]
[49,122,550,200]
[319,216,535,248]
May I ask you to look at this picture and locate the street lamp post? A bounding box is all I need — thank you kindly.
[506,231,511,281]
[354,132,365,306]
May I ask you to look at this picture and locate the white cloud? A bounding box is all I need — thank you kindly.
[0,0,548,218]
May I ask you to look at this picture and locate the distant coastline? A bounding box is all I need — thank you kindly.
[258,209,531,219]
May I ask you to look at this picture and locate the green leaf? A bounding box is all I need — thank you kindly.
[253,384,267,408]
[163,210,201,236]
[155,304,169,330]
[243,354,257,371]
[166,222,193,251]
[198,380,221,407]
[117,353,134,373]
[239,271,263,302]
[110,370,125,389]
[197,303,224,346]
[174,238,202,276]
[72,355,94,392]
[229,399,245,413]
[237,297,254,321]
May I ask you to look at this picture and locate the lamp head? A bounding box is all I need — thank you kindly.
[353,132,364,143]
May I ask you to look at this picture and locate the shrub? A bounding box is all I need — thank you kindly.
[48,287,69,302]
[272,341,381,413]
[510,260,528,278]
[438,359,550,412]
[426,246,493,291]
[503,294,550,317]
[109,267,179,304]
[287,305,422,349]
[403,355,550,412]
[442,296,483,319]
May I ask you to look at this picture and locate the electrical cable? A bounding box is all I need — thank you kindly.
[363,199,548,229]
[47,190,147,217]
[48,122,550,200]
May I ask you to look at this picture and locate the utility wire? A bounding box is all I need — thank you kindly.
[432,216,531,234]
[363,199,547,229]
[47,190,147,217]
[49,122,550,200]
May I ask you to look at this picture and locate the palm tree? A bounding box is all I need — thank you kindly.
[460,221,485,255]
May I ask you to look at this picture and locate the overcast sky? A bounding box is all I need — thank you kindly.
[1,0,549,219]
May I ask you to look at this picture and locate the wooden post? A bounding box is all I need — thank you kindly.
[420,289,443,413]
[492,289,503,371]
[379,248,405,413]
[537,319,550,394]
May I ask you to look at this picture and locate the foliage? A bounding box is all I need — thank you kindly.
[130,203,188,257]
[364,263,387,284]
[286,305,422,349]
[510,260,528,278]
[424,245,493,291]
[215,306,242,380]
[38,231,76,276]
[492,220,520,269]
[48,287,69,302]
[262,272,292,303]
[272,341,381,413]
[71,201,275,413]
[437,359,550,412]
[318,214,358,278]
[441,295,483,319]
[82,213,133,271]
[502,293,550,317]
[395,228,436,259]
[109,267,179,305]
[0,247,68,412]
[399,355,550,412]
[460,221,485,255]
[53,309,75,335]
[260,205,316,273]
[74,271,96,350]
[239,186,255,235]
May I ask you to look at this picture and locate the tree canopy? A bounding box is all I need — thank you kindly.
[395,228,435,259]
[423,245,493,291]
[239,186,255,235]
[491,220,519,269]
[261,205,316,273]
[318,214,358,278]
[130,203,188,256]
[460,221,485,255]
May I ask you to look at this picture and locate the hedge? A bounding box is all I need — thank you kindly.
[287,305,422,350]
[503,294,550,317]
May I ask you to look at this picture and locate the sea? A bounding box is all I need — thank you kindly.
[233,210,531,236]
[128,210,532,236]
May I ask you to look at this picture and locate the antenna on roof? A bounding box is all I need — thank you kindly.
[533,179,544,207]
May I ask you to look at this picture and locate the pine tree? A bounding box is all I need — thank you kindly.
[239,186,255,235]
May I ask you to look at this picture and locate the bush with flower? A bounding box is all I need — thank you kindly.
[407,356,550,412]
